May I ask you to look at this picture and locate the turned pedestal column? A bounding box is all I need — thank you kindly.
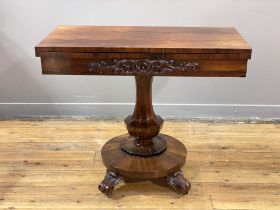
[123,76,165,156]
[98,76,191,195]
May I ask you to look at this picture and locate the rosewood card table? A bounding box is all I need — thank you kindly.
[35,26,251,195]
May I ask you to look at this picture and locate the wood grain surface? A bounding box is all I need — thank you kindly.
[36,26,251,77]
[40,57,248,77]
[35,26,251,55]
[101,133,186,178]
[0,119,279,209]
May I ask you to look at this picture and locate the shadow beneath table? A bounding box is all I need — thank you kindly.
[106,177,186,200]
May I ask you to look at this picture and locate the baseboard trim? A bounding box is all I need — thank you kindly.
[0,103,279,120]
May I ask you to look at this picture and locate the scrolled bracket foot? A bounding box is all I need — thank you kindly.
[167,170,191,194]
[98,170,124,195]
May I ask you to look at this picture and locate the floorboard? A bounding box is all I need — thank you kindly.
[0,119,279,209]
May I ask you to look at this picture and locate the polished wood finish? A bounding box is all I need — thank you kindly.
[99,133,189,195]
[101,133,186,179]
[124,76,163,143]
[0,120,279,209]
[98,170,124,195]
[167,170,192,194]
[37,51,252,59]
[120,135,167,157]
[35,26,251,54]
[35,26,252,195]
[36,26,251,77]
[40,57,248,77]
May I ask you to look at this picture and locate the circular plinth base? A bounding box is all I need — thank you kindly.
[120,135,167,157]
[101,133,187,179]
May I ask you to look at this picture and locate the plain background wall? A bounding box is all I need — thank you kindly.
[0,0,280,119]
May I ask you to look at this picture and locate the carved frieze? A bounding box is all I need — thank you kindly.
[89,59,199,75]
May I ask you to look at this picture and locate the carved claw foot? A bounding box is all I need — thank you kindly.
[98,170,124,195]
[167,170,191,194]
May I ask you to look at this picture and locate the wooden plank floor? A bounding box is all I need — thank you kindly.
[0,119,279,210]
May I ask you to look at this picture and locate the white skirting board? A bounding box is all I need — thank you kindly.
[0,103,280,121]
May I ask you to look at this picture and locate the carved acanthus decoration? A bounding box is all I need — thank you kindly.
[89,59,199,75]
[167,170,191,194]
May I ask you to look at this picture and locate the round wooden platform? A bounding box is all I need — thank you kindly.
[101,133,187,179]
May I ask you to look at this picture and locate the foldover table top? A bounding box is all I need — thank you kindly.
[36,25,251,54]
[36,26,251,77]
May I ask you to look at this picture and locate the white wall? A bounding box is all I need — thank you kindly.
[0,0,280,119]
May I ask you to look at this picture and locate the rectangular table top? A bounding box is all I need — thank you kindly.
[36,26,252,77]
[35,26,251,55]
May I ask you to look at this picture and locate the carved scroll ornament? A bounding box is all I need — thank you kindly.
[89,59,199,75]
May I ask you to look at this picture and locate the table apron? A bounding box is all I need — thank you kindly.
[40,57,248,77]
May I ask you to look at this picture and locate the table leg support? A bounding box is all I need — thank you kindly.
[98,75,190,195]
[167,170,191,194]
[98,170,124,196]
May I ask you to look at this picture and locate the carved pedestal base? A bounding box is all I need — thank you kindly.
[98,169,191,196]
[98,75,191,195]
[98,133,191,195]
[120,135,167,157]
